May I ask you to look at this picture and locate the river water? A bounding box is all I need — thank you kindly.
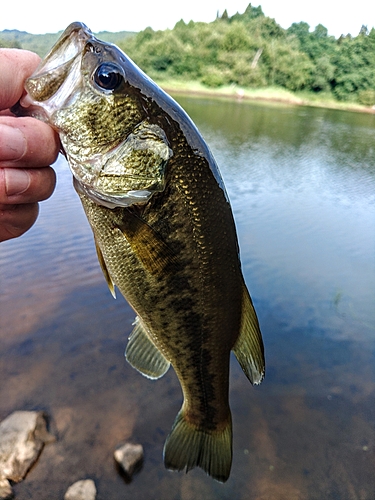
[1,96,374,499]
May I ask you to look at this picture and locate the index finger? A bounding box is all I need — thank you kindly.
[0,49,41,111]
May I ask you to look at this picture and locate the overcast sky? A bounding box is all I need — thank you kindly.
[1,0,374,38]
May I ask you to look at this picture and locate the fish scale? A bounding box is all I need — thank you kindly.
[15,22,265,482]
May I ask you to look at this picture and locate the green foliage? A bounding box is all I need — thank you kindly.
[121,6,292,89]
[221,23,253,52]
[287,19,375,102]
[0,37,21,48]
[358,89,375,106]
[330,30,375,101]
[311,56,335,91]
[264,39,314,90]
[201,67,226,87]
[255,16,286,39]
[230,3,264,22]
[120,27,202,78]
[221,10,229,21]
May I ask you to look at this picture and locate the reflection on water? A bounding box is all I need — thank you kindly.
[1,98,374,499]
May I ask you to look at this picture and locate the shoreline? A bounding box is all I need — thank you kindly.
[156,80,375,115]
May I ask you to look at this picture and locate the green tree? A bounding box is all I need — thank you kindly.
[221,9,229,21]
[287,21,310,41]
[230,3,264,22]
[287,22,336,94]
[331,30,375,100]
[264,38,314,90]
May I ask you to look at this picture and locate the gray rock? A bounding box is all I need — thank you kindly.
[0,411,54,483]
[64,480,96,500]
[114,442,144,477]
[0,479,13,500]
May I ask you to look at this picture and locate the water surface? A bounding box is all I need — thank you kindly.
[1,97,374,499]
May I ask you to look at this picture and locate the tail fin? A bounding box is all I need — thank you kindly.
[163,409,232,483]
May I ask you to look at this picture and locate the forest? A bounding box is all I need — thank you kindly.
[2,4,375,105]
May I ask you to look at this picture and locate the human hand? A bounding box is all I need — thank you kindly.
[0,49,59,242]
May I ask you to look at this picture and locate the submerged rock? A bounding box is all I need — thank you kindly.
[0,411,54,483]
[0,479,13,500]
[64,479,97,500]
[114,442,144,478]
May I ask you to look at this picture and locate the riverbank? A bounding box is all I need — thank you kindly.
[155,78,375,115]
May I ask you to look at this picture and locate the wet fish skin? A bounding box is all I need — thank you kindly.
[16,23,265,482]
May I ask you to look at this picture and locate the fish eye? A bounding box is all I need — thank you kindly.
[93,63,124,92]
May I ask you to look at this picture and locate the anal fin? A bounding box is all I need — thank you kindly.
[232,285,265,385]
[125,316,170,379]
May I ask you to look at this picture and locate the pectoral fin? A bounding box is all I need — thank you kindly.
[232,285,265,385]
[125,316,170,379]
[117,209,179,276]
[95,238,116,298]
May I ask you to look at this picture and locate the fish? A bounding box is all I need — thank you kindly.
[15,22,265,482]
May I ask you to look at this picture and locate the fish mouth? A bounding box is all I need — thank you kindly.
[32,22,91,86]
[16,23,96,120]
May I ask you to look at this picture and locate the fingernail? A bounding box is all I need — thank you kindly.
[4,168,31,196]
[0,124,27,161]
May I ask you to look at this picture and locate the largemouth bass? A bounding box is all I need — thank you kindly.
[15,22,265,482]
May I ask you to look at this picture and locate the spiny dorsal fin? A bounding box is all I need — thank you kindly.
[232,285,265,385]
[125,316,170,379]
[95,237,116,298]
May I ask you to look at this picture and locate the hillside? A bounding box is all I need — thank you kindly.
[0,28,135,56]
